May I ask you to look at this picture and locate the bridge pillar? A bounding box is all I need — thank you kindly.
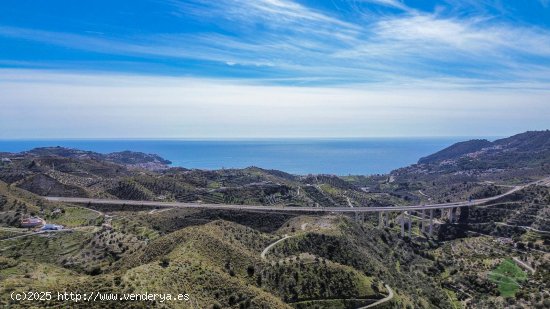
[407,211,412,238]
[400,211,405,237]
[378,212,383,228]
[421,209,426,233]
[429,209,434,237]
[384,212,388,227]
[448,208,454,223]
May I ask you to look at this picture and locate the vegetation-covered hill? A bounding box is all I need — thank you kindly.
[21,147,172,167]
[341,131,550,208]
[1,130,549,308]
[418,130,550,169]
[418,139,493,164]
[0,148,406,208]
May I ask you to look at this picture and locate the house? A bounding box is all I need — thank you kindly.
[20,217,43,228]
[494,237,513,245]
[1,158,11,164]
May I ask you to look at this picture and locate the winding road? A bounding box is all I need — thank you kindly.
[360,285,394,309]
[261,234,292,260]
[259,232,394,308]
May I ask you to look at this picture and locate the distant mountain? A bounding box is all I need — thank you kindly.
[21,146,172,168]
[493,130,550,151]
[418,130,550,167]
[418,139,492,164]
[106,150,172,166]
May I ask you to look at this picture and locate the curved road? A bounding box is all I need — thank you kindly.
[360,284,394,309]
[44,177,549,213]
[259,233,394,308]
[261,234,292,260]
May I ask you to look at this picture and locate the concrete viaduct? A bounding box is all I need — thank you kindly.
[45,177,549,238]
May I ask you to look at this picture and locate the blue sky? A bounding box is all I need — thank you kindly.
[1,0,549,138]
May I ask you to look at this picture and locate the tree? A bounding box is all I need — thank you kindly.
[159,256,170,268]
[247,265,255,277]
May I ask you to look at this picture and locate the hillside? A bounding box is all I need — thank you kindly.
[1,130,549,308]
[418,139,492,164]
[2,183,546,308]
[0,184,394,308]
[418,130,550,168]
[0,148,407,208]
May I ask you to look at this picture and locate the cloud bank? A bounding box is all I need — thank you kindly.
[1,70,548,138]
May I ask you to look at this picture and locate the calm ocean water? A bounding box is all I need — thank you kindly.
[0,139,465,175]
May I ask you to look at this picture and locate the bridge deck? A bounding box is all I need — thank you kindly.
[44,177,549,213]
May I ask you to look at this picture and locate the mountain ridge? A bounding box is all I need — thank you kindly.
[418,130,550,165]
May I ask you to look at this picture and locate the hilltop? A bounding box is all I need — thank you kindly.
[19,147,172,169]
[418,130,550,168]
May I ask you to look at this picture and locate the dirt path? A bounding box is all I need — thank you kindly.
[495,222,550,234]
[359,284,394,308]
[489,272,523,288]
[260,231,394,308]
[0,229,72,242]
[261,234,292,260]
[147,208,173,214]
[512,257,535,274]
[418,190,431,199]
[260,223,394,309]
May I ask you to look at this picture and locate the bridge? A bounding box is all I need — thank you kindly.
[44,176,549,238]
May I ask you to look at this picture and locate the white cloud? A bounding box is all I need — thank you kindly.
[356,0,410,11]
[372,14,550,55]
[1,69,549,138]
[167,0,359,32]
[1,0,550,86]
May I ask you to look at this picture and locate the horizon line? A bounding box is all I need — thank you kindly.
[0,136,505,141]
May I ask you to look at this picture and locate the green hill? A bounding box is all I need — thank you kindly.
[1,130,549,308]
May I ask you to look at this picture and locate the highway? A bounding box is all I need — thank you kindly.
[44,177,549,214]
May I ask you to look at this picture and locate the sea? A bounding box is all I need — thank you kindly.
[0,138,468,176]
